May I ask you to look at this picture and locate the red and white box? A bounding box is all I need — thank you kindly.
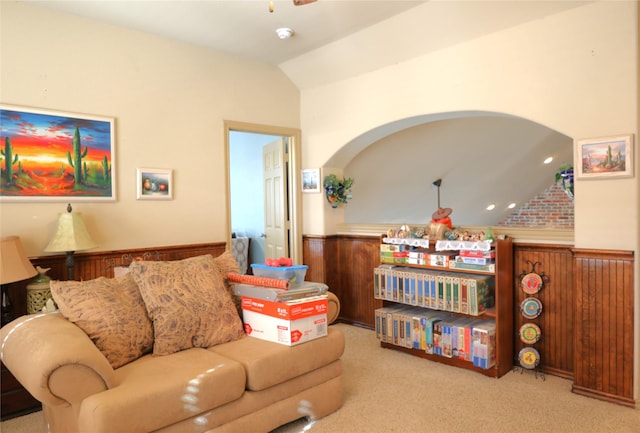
[241,295,328,346]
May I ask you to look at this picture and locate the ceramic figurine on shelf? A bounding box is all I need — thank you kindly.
[431,207,453,229]
[430,178,453,230]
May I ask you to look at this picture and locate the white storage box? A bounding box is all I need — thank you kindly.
[241,295,328,346]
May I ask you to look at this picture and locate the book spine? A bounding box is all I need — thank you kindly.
[424,317,436,354]
[433,321,442,356]
[437,275,445,310]
[452,277,460,313]
[412,314,422,350]
[469,278,478,316]
[460,278,469,315]
[429,274,438,309]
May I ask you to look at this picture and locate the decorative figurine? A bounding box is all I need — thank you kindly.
[431,207,453,229]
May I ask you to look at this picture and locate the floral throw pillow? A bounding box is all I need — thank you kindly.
[129,254,245,356]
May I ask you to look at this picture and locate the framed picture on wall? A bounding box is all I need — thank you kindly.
[302,168,321,193]
[575,134,634,179]
[136,168,173,200]
[0,104,116,201]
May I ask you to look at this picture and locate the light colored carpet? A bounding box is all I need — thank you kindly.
[3,323,639,433]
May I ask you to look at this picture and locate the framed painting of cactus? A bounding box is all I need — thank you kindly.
[0,104,115,201]
[575,134,634,180]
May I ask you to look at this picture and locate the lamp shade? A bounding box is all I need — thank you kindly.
[44,210,97,253]
[1,236,37,285]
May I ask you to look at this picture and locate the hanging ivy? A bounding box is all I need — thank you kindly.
[323,174,353,208]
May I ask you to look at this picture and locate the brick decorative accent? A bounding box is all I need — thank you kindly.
[498,182,574,228]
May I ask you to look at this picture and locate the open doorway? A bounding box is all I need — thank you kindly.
[224,121,302,273]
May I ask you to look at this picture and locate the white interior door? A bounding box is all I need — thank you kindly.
[263,138,287,259]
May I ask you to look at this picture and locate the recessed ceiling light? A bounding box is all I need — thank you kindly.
[544,156,553,164]
[486,204,496,211]
[276,28,294,39]
[508,203,516,209]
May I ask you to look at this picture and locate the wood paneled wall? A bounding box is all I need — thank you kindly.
[572,248,635,407]
[514,244,574,379]
[303,234,635,407]
[5,243,226,319]
[304,235,380,328]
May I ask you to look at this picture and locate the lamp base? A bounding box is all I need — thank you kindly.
[1,284,15,326]
[65,250,76,281]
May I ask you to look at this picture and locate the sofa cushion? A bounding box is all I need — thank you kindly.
[50,274,154,369]
[129,254,245,356]
[210,327,345,391]
[79,348,246,433]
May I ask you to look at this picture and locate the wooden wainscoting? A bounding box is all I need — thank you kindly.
[572,248,635,407]
[303,234,381,328]
[5,242,226,319]
[514,243,574,379]
[303,234,635,407]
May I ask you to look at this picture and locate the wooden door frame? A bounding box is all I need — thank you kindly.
[224,120,303,265]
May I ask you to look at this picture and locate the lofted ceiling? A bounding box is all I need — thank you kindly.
[20,0,579,227]
[25,0,426,66]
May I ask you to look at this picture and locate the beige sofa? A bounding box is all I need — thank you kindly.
[0,253,345,433]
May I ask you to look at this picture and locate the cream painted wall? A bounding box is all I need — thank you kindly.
[0,2,300,257]
[296,1,638,399]
[299,1,637,247]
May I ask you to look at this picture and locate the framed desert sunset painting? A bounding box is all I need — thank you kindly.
[0,105,115,201]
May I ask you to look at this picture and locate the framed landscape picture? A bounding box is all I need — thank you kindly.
[575,134,634,180]
[302,168,320,193]
[0,104,116,201]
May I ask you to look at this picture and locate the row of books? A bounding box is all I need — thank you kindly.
[375,305,497,369]
[374,265,495,316]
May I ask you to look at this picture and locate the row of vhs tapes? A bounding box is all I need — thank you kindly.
[374,265,495,316]
[375,305,496,369]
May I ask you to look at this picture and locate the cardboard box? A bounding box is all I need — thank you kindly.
[241,295,328,346]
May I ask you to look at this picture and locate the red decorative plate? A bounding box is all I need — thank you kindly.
[521,297,543,319]
[518,347,540,369]
[519,323,542,344]
[521,272,543,295]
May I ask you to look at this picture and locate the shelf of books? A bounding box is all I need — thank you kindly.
[374,236,514,378]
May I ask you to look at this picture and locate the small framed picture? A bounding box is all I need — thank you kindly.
[137,168,172,200]
[302,168,321,193]
[575,134,634,180]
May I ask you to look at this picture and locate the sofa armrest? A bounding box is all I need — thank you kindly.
[0,312,116,407]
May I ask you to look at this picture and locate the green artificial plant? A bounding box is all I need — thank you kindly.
[323,174,354,208]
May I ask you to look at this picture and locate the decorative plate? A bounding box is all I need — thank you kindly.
[521,272,543,295]
[521,297,543,319]
[518,347,541,369]
[519,322,542,344]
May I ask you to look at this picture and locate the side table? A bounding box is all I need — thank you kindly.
[1,361,41,420]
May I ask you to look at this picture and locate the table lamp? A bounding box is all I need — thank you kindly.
[1,236,38,326]
[44,203,97,280]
